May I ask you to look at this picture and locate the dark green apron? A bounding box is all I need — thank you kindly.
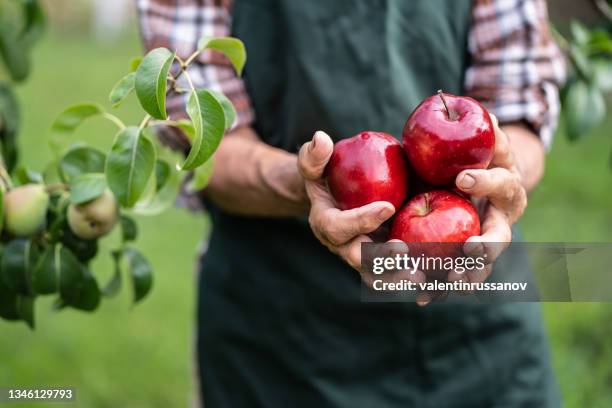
[196,1,560,406]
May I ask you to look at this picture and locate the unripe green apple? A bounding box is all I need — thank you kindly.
[67,190,119,240]
[4,184,50,237]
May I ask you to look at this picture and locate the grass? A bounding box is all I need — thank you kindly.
[1,30,612,407]
[523,117,612,408]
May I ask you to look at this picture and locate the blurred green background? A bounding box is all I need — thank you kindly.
[1,1,612,407]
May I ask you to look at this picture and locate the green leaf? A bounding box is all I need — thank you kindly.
[570,21,590,46]
[59,145,106,182]
[181,90,225,170]
[1,239,38,295]
[103,251,122,297]
[0,188,4,233]
[569,46,592,79]
[588,29,612,54]
[59,224,98,263]
[105,127,157,207]
[69,173,106,204]
[0,82,20,171]
[50,103,105,140]
[42,159,62,184]
[16,295,35,329]
[20,0,45,45]
[119,214,138,242]
[109,72,136,108]
[0,272,19,321]
[186,157,214,193]
[55,246,88,304]
[33,245,92,301]
[563,80,606,141]
[13,166,42,185]
[176,120,195,142]
[32,245,60,294]
[0,83,19,134]
[130,56,143,72]
[133,160,181,215]
[208,90,236,130]
[154,159,170,191]
[594,60,612,92]
[124,247,153,304]
[133,167,158,207]
[135,48,175,120]
[0,9,30,82]
[67,269,101,312]
[197,37,246,76]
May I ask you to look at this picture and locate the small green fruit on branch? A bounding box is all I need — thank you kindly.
[0,35,248,329]
[4,184,49,237]
[67,190,119,240]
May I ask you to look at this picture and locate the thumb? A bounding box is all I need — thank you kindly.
[298,131,334,180]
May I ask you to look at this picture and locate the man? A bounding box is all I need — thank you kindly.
[138,0,566,406]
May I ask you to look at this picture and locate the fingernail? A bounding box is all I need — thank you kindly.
[308,140,317,152]
[417,296,431,307]
[309,133,320,152]
[459,174,476,189]
[376,206,394,222]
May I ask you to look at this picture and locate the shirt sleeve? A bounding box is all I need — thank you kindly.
[136,0,254,132]
[465,0,567,148]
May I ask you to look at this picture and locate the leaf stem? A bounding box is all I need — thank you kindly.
[102,112,126,130]
[149,119,184,128]
[0,161,12,190]
[184,50,201,67]
[593,0,612,22]
[172,54,198,89]
[45,183,70,193]
[551,28,589,80]
[183,69,197,92]
[551,26,570,53]
[138,114,152,131]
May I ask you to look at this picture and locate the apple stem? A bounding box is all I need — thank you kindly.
[45,183,70,194]
[437,90,458,121]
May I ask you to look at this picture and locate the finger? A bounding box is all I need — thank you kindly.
[456,167,523,204]
[298,131,334,181]
[416,291,433,307]
[489,113,499,129]
[448,265,493,295]
[466,206,511,262]
[312,201,395,246]
[304,178,336,208]
[465,264,493,285]
[338,235,372,271]
[416,288,447,306]
[447,264,492,291]
[490,117,515,170]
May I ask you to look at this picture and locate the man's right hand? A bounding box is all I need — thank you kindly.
[297,131,396,270]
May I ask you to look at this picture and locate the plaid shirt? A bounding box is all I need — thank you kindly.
[137,0,566,148]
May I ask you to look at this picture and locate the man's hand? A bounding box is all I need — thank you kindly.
[298,131,396,270]
[447,114,528,286]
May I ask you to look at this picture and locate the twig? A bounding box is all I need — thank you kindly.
[138,114,151,130]
[102,112,126,130]
[45,183,69,194]
[593,0,612,22]
[184,49,201,67]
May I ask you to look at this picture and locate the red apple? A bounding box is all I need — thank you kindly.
[389,190,480,260]
[403,91,495,186]
[326,131,409,211]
